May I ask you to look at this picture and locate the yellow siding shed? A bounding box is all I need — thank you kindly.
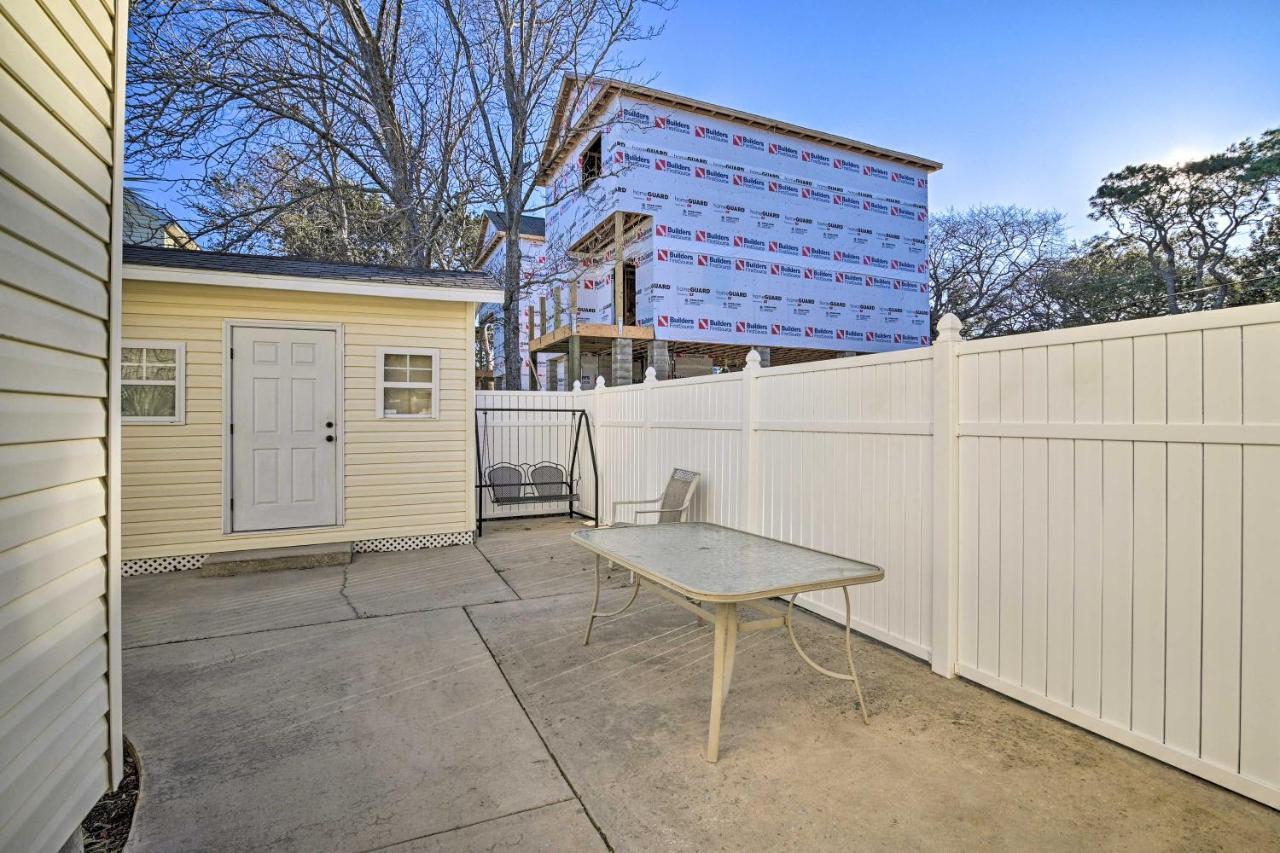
[120,273,495,561]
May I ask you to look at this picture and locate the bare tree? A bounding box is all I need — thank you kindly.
[127,0,489,266]
[928,206,1068,338]
[439,0,668,382]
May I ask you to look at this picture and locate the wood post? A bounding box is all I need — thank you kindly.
[569,271,579,332]
[612,212,625,329]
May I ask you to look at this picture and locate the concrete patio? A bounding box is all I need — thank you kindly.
[122,518,1280,852]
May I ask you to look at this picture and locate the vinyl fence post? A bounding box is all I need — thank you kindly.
[640,363,660,499]
[594,375,606,522]
[931,314,963,677]
[642,367,656,505]
[573,378,591,523]
[742,349,762,534]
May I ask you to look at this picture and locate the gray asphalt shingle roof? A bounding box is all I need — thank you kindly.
[123,245,500,292]
[484,211,545,239]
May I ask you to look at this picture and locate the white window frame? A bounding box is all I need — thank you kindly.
[376,346,439,419]
[121,339,186,424]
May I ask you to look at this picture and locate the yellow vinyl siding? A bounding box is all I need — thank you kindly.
[121,280,477,558]
[0,233,110,319]
[0,16,112,160]
[0,0,121,847]
[0,68,112,202]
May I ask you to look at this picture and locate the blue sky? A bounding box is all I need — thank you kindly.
[135,1,1279,242]
[622,0,1280,238]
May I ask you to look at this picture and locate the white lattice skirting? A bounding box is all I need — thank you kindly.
[352,531,474,553]
[121,531,476,576]
[121,554,208,576]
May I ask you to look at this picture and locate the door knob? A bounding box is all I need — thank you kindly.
[325,421,334,428]
[326,435,335,442]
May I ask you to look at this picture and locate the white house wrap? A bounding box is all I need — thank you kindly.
[543,81,939,353]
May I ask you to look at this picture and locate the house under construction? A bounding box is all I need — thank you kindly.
[519,77,942,387]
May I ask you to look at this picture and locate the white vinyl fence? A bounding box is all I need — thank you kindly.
[486,301,1280,809]
[950,309,1280,808]
[592,350,936,659]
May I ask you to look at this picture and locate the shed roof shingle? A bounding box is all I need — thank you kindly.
[123,245,500,292]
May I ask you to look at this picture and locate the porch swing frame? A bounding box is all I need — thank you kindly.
[474,406,599,536]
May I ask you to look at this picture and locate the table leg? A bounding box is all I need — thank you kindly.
[841,586,870,725]
[784,588,870,724]
[583,555,602,646]
[706,602,738,762]
[722,605,738,701]
[583,556,642,646]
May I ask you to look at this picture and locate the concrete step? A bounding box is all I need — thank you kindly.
[199,542,353,577]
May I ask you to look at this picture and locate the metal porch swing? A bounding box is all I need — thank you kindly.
[474,405,599,536]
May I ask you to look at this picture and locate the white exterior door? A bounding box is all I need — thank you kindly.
[230,326,339,531]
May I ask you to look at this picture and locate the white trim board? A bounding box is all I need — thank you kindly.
[106,0,131,788]
[124,263,503,304]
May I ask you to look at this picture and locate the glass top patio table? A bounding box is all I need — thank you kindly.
[571,522,883,602]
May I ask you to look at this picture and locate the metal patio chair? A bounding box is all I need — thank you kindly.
[610,468,701,526]
[586,468,703,636]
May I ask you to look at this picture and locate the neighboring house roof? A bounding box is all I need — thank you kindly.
[123,245,503,303]
[484,211,546,239]
[122,187,198,249]
[477,211,547,268]
[536,75,943,185]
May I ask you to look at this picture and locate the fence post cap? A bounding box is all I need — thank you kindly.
[572,380,582,392]
[745,348,762,371]
[594,375,606,390]
[644,365,658,384]
[936,313,964,342]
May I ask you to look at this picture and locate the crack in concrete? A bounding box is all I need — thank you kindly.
[473,540,523,601]
[338,561,360,618]
[123,585,605,651]
[462,606,615,853]
[352,798,580,853]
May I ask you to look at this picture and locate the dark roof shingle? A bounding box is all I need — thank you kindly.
[484,211,545,239]
[123,245,499,292]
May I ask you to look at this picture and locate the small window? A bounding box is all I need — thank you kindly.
[377,347,438,418]
[580,134,603,189]
[121,341,185,423]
